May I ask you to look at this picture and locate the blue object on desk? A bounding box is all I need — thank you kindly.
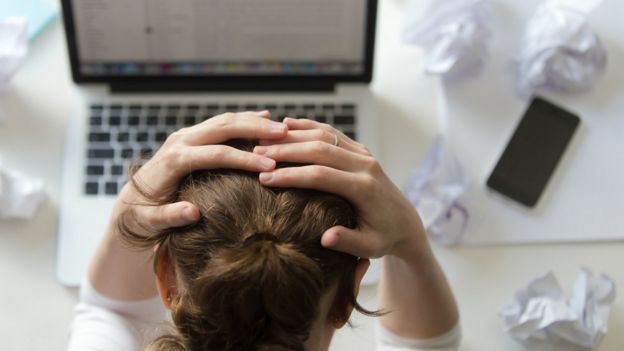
[1,0,58,41]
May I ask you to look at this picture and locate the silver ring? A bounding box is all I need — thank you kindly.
[333,133,341,147]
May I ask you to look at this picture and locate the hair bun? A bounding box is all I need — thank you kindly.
[242,232,279,247]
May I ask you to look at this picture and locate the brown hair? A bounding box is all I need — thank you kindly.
[120,141,378,351]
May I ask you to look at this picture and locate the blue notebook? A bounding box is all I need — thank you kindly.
[1,0,58,41]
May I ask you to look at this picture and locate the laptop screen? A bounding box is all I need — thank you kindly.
[62,0,376,84]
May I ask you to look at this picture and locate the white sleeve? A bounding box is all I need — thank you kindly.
[67,278,169,351]
[375,322,461,351]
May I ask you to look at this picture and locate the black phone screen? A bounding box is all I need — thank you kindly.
[486,97,580,207]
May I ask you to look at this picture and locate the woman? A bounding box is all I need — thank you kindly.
[67,111,460,350]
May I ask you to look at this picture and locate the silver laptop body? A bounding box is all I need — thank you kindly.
[57,0,380,286]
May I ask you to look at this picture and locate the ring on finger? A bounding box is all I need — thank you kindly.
[333,133,341,147]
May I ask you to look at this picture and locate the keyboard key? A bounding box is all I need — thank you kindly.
[205,104,219,110]
[165,115,177,126]
[183,116,196,126]
[334,115,355,125]
[284,104,297,110]
[140,147,153,156]
[110,104,123,111]
[129,104,142,111]
[110,164,124,176]
[88,149,114,159]
[167,104,181,111]
[155,132,168,142]
[244,103,258,110]
[345,131,357,140]
[89,116,102,126]
[341,104,356,111]
[108,116,121,126]
[85,182,99,195]
[121,148,134,159]
[186,104,200,111]
[105,182,118,195]
[89,132,111,142]
[146,115,159,126]
[90,104,103,111]
[314,115,327,123]
[86,165,104,175]
[117,132,130,142]
[148,104,161,111]
[136,132,149,142]
[128,116,140,126]
[322,104,336,110]
[225,104,239,111]
[264,104,277,110]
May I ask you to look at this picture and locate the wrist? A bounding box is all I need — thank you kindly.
[389,214,433,265]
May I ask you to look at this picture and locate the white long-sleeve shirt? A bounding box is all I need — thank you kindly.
[67,279,461,351]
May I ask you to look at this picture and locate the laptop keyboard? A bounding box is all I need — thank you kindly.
[85,102,358,196]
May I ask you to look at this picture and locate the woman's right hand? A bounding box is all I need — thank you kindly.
[254,118,429,260]
[116,111,287,235]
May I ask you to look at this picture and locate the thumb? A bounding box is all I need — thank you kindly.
[321,226,378,258]
[137,201,200,232]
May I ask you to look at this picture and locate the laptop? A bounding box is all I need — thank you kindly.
[57,0,380,286]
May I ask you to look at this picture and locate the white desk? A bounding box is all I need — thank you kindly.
[0,1,622,350]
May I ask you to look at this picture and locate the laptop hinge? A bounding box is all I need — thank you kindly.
[109,80,336,93]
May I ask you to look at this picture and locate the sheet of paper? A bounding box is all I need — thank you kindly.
[440,0,624,244]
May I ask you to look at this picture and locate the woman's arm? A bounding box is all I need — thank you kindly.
[378,219,459,338]
[255,117,459,339]
[87,111,287,300]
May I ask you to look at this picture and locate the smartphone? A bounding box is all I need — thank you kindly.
[486,97,581,207]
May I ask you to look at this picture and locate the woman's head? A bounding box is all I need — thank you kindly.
[121,146,375,351]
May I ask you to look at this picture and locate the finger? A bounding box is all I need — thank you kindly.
[182,145,277,173]
[134,201,200,232]
[253,141,370,172]
[283,118,366,149]
[280,118,369,155]
[321,226,382,258]
[258,110,271,119]
[141,145,276,191]
[181,111,287,145]
[258,129,363,154]
[258,165,362,200]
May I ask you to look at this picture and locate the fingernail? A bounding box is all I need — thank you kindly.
[183,206,198,221]
[259,172,273,182]
[322,232,339,247]
[260,157,275,169]
[254,146,268,155]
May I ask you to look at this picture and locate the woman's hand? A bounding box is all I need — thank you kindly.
[254,118,427,260]
[117,111,287,234]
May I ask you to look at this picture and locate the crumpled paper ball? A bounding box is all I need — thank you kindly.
[499,269,616,351]
[0,161,46,220]
[404,136,470,245]
[514,2,607,97]
[403,0,494,79]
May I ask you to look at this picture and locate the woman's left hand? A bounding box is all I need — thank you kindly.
[254,118,428,261]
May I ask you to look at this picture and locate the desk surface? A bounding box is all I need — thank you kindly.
[0,1,622,350]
